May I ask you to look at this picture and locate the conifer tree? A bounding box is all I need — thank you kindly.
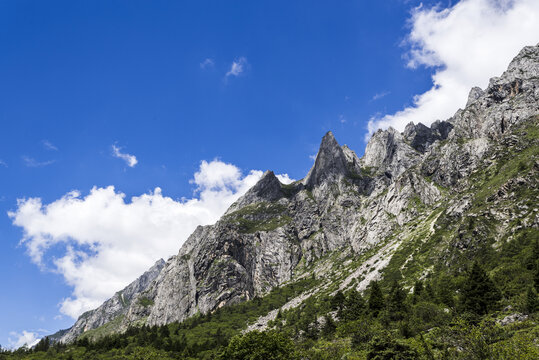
[34,337,50,352]
[413,280,423,304]
[331,291,346,313]
[368,281,385,316]
[437,274,455,307]
[424,281,435,300]
[342,289,366,321]
[460,262,501,315]
[525,287,538,314]
[321,315,336,339]
[387,280,408,321]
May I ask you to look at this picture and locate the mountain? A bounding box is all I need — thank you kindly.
[53,259,165,343]
[50,44,538,354]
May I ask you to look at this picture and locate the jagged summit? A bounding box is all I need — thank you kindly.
[361,127,418,179]
[403,120,453,153]
[303,131,350,188]
[226,170,285,213]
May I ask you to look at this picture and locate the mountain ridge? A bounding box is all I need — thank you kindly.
[51,43,539,346]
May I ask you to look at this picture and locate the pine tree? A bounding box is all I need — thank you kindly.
[437,274,455,308]
[424,281,435,301]
[34,337,50,352]
[321,315,336,339]
[525,287,539,314]
[342,289,366,321]
[412,280,423,304]
[331,290,346,313]
[368,281,385,317]
[460,262,501,315]
[387,280,408,321]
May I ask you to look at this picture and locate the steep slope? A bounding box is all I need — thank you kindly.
[55,44,539,343]
[53,259,165,343]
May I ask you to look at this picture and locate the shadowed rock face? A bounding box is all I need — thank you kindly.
[226,171,285,214]
[54,44,539,342]
[304,131,350,188]
[403,121,453,153]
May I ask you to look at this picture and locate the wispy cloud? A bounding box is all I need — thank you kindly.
[111,145,138,168]
[22,156,55,168]
[200,58,215,69]
[226,57,248,77]
[0,159,7,167]
[41,140,58,151]
[371,91,390,101]
[339,115,347,124]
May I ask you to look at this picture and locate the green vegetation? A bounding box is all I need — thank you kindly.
[225,202,292,233]
[139,297,154,307]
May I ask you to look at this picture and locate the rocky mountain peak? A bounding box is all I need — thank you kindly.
[466,86,485,107]
[403,120,453,153]
[226,170,285,213]
[495,43,539,83]
[449,43,539,140]
[361,127,418,179]
[303,131,349,188]
[245,170,283,201]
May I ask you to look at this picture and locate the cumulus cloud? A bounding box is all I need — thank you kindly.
[112,145,138,168]
[9,160,293,319]
[22,156,55,168]
[41,140,58,151]
[368,0,539,135]
[8,330,41,349]
[200,58,215,69]
[226,57,248,77]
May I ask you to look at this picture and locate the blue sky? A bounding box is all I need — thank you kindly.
[1,0,538,348]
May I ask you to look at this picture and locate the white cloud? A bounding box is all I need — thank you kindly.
[275,174,294,184]
[112,145,138,168]
[9,160,293,319]
[0,159,6,167]
[200,58,215,69]
[226,57,248,77]
[368,0,539,135]
[22,156,55,168]
[8,330,41,349]
[42,140,58,151]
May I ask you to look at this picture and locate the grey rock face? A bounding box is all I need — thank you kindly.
[304,131,351,188]
[227,171,286,214]
[55,259,165,343]
[403,120,453,153]
[361,127,419,179]
[466,86,484,107]
[56,43,539,341]
[450,44,539,141]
